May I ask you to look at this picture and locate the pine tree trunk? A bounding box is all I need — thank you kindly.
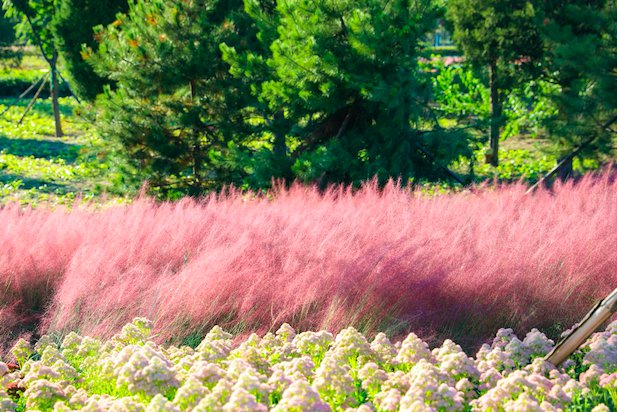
[272,111,291,180]
[50,53,63,138]
[489,61,501,167]
[273,131,286,160]
[189,80,202,194]
[192,141,202,193]
[556,155,573,181]
[272,111,287,160]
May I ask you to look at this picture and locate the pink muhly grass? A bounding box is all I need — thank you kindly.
[1,173,617,354]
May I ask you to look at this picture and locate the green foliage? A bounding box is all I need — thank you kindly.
[0,65,69,97]
[432,61,559,140]
[0,8,16,44]
[2,0,56,61]
[538,0,617,159]
[51,0,128,101]
[446,0,542,70]
[88,0,476,196]
[446,0,544,166]
[0,97,117,205]
[90,0,250,197]
[0,12,23,67]
[569,385,616,411]
[472,148,555,182]
[431,59,490,124]
[222,0,473,188]
[502,80,559,139]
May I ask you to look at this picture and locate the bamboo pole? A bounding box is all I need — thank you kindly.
[544,287,617,367]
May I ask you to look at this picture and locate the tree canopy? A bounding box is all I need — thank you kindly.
[446,0,543,166]
[89,0,251,196]
[538,0,617,158]
[52,0,128,101]
[2,0,615,196]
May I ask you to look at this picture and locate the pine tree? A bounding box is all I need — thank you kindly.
[89,0,251,196]
[538,0,617,162]
[220,0,294,186]
[224,0,471,186]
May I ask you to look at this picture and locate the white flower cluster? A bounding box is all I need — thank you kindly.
[1,318,617,411]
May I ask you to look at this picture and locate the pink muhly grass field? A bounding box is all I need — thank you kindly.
[1,173,617,353]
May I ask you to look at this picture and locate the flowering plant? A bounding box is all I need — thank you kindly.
[1,317,616,411]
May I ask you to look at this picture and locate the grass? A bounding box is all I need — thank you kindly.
[0,90,573,205]
[0,95,569,204]
[0,51,71,98]
[0,96,122,206]
[2,173,617,357]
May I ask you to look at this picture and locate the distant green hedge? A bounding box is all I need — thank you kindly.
[429,45,461,57]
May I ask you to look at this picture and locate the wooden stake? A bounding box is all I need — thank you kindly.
[0,73,48,117]
[18,72,49,124]
[544,287,617,367]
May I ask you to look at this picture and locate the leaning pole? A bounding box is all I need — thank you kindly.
[544,287,617,367]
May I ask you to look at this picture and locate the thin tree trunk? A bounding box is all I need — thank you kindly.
[526,115,617,194]
[21,15,62,137]
[488,61,501,167]
[189,80,202,193]
[556,155,573,181]
[272,111,287,159]
[50,52,63,138]
[271,110,292,181]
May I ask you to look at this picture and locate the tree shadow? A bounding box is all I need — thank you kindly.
[26,99,75,118]
[0,172,70,192]
[0,98,74,117]
[0,136,80,162]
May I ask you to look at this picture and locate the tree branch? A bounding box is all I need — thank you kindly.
[526,114,617,194]
[24,13,54,65]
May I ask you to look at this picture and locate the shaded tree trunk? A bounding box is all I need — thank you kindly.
[272,111,287,159]
[272,110,292,180]
[50,53,63,138]
[189,80,202,193]
[488,61,501,167]
[556,155,573,180]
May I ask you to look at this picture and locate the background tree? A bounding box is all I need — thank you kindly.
[89,0,251,196]
[3,0,64,137]
[51,0,128,101]
[537,0,617,171]
[224,0,471,187]
[446,0,543,166]
[220,0,295,187]
[0,11,22,67]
